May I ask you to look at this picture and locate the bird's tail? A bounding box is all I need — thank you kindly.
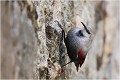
[75,63,80,72]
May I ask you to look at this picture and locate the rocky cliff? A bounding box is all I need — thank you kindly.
[1,1,119,79]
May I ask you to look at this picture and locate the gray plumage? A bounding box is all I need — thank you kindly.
[65,22,93,71]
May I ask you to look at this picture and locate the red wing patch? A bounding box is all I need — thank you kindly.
[78,49,85,66]
[78,49,84,59]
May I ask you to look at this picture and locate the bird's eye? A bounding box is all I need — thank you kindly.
[79,30,84,37]
[76,30,84,37]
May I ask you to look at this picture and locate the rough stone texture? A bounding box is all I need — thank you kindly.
[1,1,120,79]
[1,1,37,79]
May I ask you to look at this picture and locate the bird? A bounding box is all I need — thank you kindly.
[64,22,93,72]
[54,20,93,72]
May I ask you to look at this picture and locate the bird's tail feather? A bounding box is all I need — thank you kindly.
[75,63,79,72]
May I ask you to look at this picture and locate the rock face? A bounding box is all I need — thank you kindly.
[1,1,119,79]
[1,1,37,79]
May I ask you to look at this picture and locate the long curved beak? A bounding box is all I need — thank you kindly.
[81,22,91,34]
